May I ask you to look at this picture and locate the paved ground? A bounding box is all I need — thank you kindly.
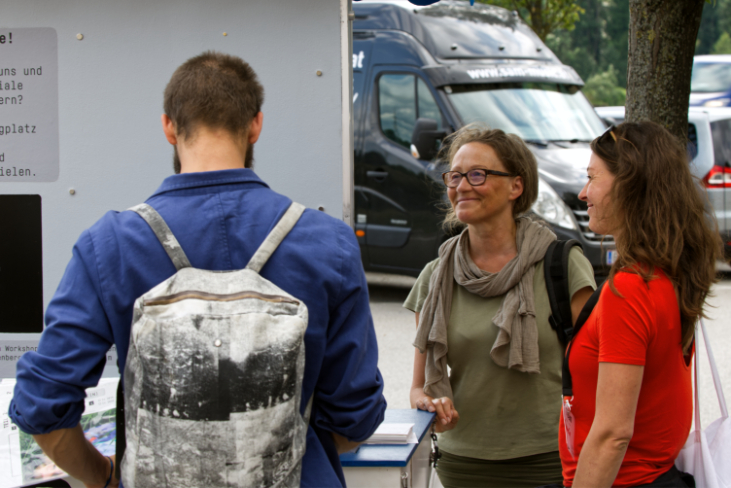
[368,272,731,426]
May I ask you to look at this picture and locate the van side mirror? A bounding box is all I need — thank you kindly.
[411,118,447,161]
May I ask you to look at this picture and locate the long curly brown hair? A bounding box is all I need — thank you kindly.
[592,121,722,352]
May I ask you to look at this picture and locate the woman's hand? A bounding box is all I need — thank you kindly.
[410,312,459,433]
[413,393,459,432]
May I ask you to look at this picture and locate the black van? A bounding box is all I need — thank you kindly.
[353,0,613,276]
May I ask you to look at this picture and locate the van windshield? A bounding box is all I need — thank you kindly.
[447,83,605,142]
[691,62,731,93]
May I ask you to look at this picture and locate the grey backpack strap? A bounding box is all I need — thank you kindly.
[129,203,192,270]
[246,202,306,273]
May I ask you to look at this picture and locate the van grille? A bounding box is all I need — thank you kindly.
[572,209,614,244]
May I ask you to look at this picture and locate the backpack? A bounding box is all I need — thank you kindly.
[543,239,582,346]
[117,201,311,488]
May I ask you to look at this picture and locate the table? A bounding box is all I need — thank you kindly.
[340,409,436,488]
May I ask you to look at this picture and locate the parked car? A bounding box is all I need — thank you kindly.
[690,55,731,108]
[595,105,731,252]
[352,0,614,277]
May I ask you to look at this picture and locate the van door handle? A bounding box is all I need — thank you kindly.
[367,170,388,181]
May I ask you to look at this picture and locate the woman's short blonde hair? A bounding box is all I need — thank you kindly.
[442,125,538,229]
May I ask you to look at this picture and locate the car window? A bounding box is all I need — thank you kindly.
[688,123,698,161]
[379,74,442,149]
[711,119,731,166]
[692,62,731,93]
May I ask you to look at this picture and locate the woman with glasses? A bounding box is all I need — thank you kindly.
[404,125,596,487]
[557,122,721,487]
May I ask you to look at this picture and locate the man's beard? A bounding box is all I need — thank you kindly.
[172,142,255,174]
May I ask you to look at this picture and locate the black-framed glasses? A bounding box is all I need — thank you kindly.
[442,168,516,188]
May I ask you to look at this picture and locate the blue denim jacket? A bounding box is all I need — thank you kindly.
[9,168,386,487]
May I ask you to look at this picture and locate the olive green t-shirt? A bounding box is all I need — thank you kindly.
[403,247,596,460]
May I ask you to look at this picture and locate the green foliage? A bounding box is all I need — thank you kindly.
[601,0,629,87]
[582,65,627,107]
[477,0,584,40]
[544,0,629,91]
[696,0,731,55]
[697,3,721,54]
[545,30,597,81]
[712,32,731,54]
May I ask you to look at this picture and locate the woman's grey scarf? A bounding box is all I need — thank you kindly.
[413,217,556,399]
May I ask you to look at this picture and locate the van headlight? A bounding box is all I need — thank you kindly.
[532,178,578,230]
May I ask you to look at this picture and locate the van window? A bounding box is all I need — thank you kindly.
[379,74,417,148]
[418,78,442,128]
[711,119,731,166]
[379,74,442,149]
[448,82,604,142]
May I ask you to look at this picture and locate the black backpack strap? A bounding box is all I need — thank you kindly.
[563,281,605,397]
[544,239,581,346]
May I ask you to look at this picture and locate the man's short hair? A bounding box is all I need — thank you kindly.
[164,51,264,171]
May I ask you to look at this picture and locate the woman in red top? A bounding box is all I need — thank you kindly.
[558,121,722,487]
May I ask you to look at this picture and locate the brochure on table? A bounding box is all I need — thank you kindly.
[0,377,118,488]
[364,422,419,444]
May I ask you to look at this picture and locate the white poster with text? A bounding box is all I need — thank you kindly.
[0,28,59,182]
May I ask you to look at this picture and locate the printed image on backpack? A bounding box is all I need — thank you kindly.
[120,203,310,488]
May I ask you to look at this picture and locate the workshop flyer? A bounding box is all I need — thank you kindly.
[0,377,118,488]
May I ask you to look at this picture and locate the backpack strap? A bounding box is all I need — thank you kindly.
[544,239,581,346]
[246,202,306,273]
[129,203,192,270]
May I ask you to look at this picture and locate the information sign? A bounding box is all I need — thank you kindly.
[0,28,59,182]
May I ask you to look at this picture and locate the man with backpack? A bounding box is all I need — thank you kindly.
[9,51,387,488]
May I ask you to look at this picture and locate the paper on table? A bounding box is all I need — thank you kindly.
[0,377,119,488]
[364,422,419,444]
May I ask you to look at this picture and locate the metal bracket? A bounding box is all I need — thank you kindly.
[429,425,442,469]
[401,471,409,488]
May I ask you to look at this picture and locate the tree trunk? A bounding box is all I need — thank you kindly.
[626,0,704,145]
[527,1,547,41]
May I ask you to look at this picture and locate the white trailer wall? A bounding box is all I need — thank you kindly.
[0,0,353,374]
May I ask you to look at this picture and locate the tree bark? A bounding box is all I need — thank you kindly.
[626,0,704,145]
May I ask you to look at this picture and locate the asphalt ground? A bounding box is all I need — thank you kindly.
[368,272,731,427]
